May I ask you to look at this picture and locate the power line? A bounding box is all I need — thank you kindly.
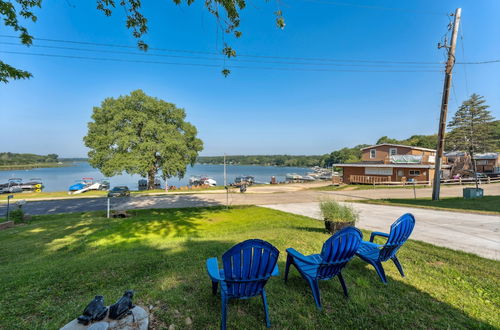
[459,24,470,95]
[1,34,498,66]
[0,34,445,65]
[0,50,443,72]
[0,41,445,69]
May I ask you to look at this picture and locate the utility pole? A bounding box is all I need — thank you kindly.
[432,8,461,201]
[224,153,228,208]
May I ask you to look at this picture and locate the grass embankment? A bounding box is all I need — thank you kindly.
[313,184,432,191]
[0,163,71,171]
[0,206,498,329]
[358,195,500,214]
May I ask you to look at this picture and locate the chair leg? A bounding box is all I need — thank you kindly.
[372,261,388,284]
[221,295,228,330]
[284,254,292,283]
[337,272,349,298]
[392,256,405,277]
[307,278,322,309]
[212,281,219,295]
[261,289,271,328]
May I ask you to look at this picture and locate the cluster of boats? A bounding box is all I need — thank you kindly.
[0,178,44,194]
[68,178,110,194]
[189,176,217,187]
[286,167,337,182]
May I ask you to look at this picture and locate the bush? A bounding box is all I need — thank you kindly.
[319,199,358,223]
[9,208,25,223]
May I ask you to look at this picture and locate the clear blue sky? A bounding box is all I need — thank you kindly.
[0,0,498,157]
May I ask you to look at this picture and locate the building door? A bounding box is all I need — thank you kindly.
[397,169,404,181]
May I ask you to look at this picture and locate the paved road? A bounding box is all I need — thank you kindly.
[262,202,500,261]
[1,183,499,216]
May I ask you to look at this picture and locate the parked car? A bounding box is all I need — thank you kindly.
[107,186,130,197]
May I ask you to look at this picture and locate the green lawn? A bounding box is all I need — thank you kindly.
[0,206,498,329]
[359,195,500,214]
[313,184,431,191]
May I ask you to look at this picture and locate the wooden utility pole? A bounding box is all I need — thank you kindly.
[432,8,461,201]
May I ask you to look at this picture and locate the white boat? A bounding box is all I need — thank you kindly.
[285,173,303,181]
[190,176,217,187]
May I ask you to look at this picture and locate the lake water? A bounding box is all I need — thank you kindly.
[0,162,312,192]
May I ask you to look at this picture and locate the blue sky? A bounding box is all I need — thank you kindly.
[0,0,498,157]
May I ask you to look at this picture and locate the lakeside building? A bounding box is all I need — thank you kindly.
[334,143,445,184]
[444,151,500,175]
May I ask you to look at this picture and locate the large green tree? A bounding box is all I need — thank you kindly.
[446,94,495,155]
[1,0,284,82]
[84,90,203,189]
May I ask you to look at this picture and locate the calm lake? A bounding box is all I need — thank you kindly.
[0,162,312,192]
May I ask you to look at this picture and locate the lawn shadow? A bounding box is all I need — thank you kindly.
[0,207,497,329]
[2,192,225,216]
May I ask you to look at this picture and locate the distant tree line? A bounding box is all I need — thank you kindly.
[197,134,441,168]
[0,152,59,165]
[198,119,499,168]
[198,155,325,168]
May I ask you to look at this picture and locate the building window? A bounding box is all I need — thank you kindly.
[365,167,393,175]
[409,170,421,176]
[389,148,397,156]
[370,149,376,159]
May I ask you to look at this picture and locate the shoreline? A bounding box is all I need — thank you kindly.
[0,162,73,171]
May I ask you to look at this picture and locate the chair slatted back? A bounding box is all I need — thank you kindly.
[379,213,415,261]
[222,239,279,298]
[318,227,362,279]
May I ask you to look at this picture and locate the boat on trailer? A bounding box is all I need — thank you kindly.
[189,176,217,187]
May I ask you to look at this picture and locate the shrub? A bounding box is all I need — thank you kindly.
[319,199,358,223]
[9,208,25,223]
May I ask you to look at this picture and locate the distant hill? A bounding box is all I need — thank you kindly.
[0,152,59,165]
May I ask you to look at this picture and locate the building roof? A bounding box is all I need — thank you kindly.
[444,151,499,159]
[333,163,449,169]
[360,143,436,152]
[474,152,499,159]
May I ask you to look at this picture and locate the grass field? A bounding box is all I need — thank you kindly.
[0,163,71,171]
[313,184,432,191]
[358,195,500,214]
[0,206,498,329]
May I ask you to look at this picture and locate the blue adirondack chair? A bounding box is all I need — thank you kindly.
[356,213,415,283]
[206,239,280,330]
[284,227,362,309]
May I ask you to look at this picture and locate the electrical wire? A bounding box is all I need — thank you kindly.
[0,34,444,65]
[1,34,497,65]
[459,24,470,95]
[0,50,443,72]
[0,42,445,68]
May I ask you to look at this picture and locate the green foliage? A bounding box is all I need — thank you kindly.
[9,207,25,223]
[319,199,359,223]
[0,152,58,165]
[376,134,438,149]
[84,90,203,189]
[322,144,369,167]
[446,94,495,154]
[1,0,284,82]
[198,155,325,167]
[488,120,500,152]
